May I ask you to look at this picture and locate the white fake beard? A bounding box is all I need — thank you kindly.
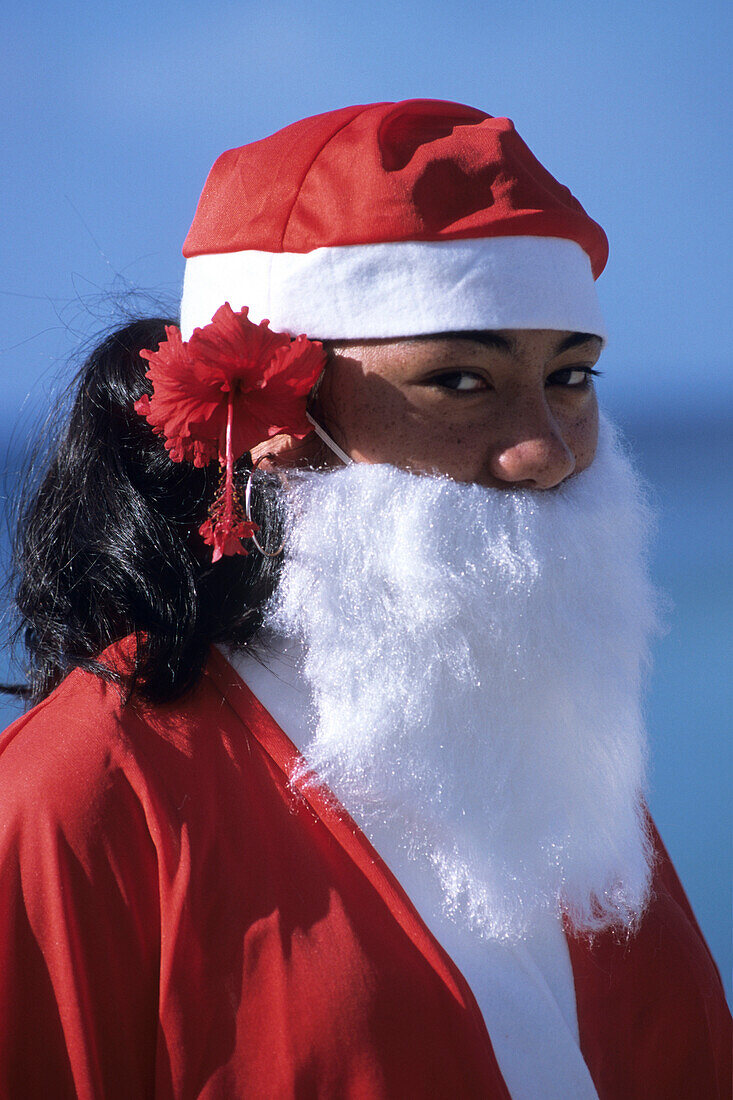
[265,417,662,941]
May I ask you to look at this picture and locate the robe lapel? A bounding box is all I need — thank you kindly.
[206,645,510,1096]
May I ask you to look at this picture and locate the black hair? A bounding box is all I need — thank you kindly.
[5,318,285,706]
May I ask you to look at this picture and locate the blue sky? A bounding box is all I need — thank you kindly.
[3,0,731,428]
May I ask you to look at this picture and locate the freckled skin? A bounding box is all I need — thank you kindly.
[252,329,601,490]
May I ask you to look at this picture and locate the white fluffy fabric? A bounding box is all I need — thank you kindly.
[264,418,661,940]
[180,236,607,342]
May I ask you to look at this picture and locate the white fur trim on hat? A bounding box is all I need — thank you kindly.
[180,236,606,342]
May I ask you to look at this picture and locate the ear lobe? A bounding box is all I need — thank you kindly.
[249,431,325,471]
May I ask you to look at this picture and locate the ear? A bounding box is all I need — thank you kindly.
[250,430,332,472]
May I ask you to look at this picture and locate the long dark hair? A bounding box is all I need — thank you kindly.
[6,317,284,706]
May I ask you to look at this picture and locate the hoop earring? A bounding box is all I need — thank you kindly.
[244,454,287,558]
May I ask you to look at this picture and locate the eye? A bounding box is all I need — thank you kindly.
[547,366,601,388]
[429,371,488,393]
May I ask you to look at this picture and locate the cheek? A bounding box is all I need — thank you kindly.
[334,387,409,461]
[321,368,453,466]
[341,396,485,472]
[565,397,599,473]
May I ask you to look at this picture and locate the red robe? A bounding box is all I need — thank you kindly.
[0,645,729,1099]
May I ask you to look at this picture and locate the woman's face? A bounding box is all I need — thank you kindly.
[312,329,602,489]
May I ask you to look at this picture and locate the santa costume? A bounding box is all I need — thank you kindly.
[0,100,729,1099]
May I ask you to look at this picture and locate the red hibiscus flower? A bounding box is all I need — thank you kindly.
[135,304,325,465]
[199,515,259,564]
[134,304,325,560]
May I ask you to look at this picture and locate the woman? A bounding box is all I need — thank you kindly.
[0,100,728,1099]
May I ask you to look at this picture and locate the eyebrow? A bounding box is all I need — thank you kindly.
[416,331,602,354]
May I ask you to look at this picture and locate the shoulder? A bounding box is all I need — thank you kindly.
[0,668,136,817]
[0,649,225,849]
[0,675,153,882]
[0,643,284,859]
[0,662,182,1096]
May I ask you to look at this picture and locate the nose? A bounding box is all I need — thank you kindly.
[488,408,576,489]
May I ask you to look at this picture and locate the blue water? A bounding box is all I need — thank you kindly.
[0,415,729,1001]
[622,415,731,1003]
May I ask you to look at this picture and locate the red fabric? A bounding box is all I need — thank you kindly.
[182,100,609,279]
[0,645,728,1099]
[568,824,732,1099]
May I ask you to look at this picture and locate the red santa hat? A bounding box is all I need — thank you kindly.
[180,99,608,342]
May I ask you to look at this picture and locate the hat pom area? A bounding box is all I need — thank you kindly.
[134,303,325,561]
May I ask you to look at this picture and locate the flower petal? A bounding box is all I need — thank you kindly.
[135,305,326,472]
